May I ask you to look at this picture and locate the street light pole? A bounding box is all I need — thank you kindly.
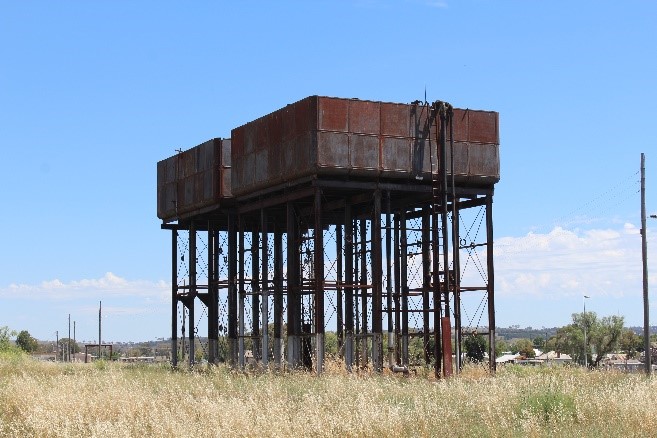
[584,295,590,369]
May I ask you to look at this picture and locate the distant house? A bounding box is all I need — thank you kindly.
[534,351,573,365]
[601,354,644,372]
[496,354,519,364]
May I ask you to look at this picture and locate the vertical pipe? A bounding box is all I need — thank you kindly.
[372,190,383,371]
[189,223,196,366]
[238,218,245,368]
[486,195,496,374]
[641,153,651,375]
[171,230,178,366]
[439,108,452,378]
[344,202,354,371]
[228,213,238,366]
[422,207,431,365]
[314,189,325,374]
[261,209,269,367]
[286,202,299,368]
[359,217,368,367]
[274,224,284,368]
[400,210,409,365]
[251,227,260,362]
[386,192,394,368]
[393,212,401,365]
[336,224,344,357]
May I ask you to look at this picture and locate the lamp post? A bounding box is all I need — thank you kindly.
[583,295,590,369]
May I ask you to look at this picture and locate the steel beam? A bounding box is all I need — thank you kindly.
[372,190,383,371]
[208,222,217,364]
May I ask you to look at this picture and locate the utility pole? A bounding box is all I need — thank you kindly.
[98,301,102,360]
[73,321,76,362]
[55,330,59,362]
[641,153,651,375]
[68,314,71,363]
[583,295,590,369]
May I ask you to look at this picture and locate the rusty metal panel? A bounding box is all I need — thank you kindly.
[318,97,349,132]
[229,96,499,197]
[349,100,380,135]
[447,141,469,177]
[468,111,499,144]
[451,109,469,143]
[350,134,379,171]
[381,137,411,175]
[157,138,232,221]
[317,131,349,170]
[411,139,437,176]
[381,103,410,138]
[468,143,500,179]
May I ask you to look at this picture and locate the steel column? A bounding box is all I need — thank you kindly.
[188,223,196,366]
[359,217,368,368]
[336,224,344,357]
[274,224,284,367]
[238,218,245,368]
[171,230,178,367]
[228,213,238,366]
[421,207,431,365]
[486,195,496,374]
[261,209,269,366]
[386,192,394,368]
[372,190,383,371]
[400,210,409,365]
[452,200,462,372]
[344,202,354,371]
[432,211,442,376]
[208,223,218,364]
[286,202,300,368]
[251,227,260,361]
[314,189,325,374]
[393,212,401,365]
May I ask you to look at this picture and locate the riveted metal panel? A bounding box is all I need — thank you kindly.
[350,134,379,171]
[468,111,499,144]
[229,96,499,197]
[156,138,232,221]
[349,100,380,135]
[317,131,349,170]
[381,137,411,175]
[468,143,500,179]
[318,97,349,132]
[381,103,411,138]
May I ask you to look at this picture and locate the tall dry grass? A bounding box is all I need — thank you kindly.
[1,352,656,437]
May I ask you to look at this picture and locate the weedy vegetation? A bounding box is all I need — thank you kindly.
[1,352,656,437]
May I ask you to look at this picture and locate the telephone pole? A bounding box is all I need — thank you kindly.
[641,153,651,375]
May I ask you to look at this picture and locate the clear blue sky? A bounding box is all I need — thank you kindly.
[1,1,655,342]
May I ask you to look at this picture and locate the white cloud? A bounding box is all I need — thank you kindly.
[491,224,655,300]
[1,272,169,302]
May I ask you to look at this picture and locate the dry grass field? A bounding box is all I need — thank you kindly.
[1,351,656,437]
